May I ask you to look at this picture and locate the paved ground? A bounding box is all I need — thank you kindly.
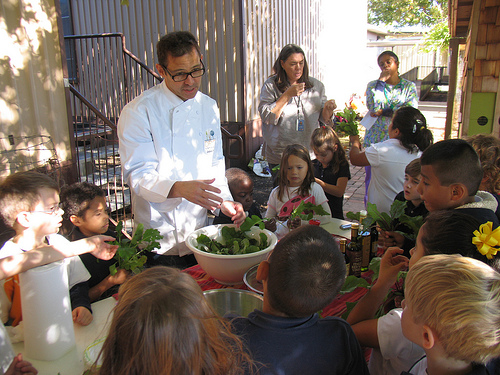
[249,99,448,218]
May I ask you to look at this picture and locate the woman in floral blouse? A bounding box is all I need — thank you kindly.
[363,51,418,203]
[365,51,418,146]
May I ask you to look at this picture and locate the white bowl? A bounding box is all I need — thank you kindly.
[185,224,277,285]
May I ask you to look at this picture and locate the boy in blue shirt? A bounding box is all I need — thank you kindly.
[231,225,369,375]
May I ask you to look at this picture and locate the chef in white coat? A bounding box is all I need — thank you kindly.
[118,31,245,267]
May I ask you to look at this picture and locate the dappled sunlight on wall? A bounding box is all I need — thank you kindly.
[0,0,70,179]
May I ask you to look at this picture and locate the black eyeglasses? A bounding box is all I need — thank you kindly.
[161,60,206,82]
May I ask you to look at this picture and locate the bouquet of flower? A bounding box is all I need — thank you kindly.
[334,107,361,136]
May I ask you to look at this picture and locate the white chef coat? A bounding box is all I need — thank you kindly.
[118,82,232,255]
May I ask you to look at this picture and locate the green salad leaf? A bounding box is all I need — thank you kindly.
[195,224,270,255]
[108,222,163,275]
[289,201,329,221]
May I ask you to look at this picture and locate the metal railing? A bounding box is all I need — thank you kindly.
[419,67,448,101]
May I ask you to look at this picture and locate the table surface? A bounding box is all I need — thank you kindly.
[13,297,116,375]
[12,217,365,374]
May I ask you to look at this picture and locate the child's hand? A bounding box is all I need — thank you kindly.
[379,230,404,248]
[221,201,246,226]
[287,217,302,230]
[85,235,118,260]
[264,218,277,232]
[5,354,37,375]
[109,268,129,285]
[72,306,93,326]
[377,247,409,289]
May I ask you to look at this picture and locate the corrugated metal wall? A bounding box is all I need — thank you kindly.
[68,0,325,123]
[68,0,327,161]
[69,0,244,123]
[243,0,323,121]
[242,0,325,161]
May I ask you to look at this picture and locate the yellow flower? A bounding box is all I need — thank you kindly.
[472,221,500,259]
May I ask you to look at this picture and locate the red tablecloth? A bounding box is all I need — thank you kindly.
[183,264,372,319]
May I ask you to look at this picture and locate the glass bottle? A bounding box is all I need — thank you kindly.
[347,223,362,277]
[370,225,379,259]
[361,230,371,272]
[339,238,350,277]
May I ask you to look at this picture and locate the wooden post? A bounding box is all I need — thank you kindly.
[445,37,463,139]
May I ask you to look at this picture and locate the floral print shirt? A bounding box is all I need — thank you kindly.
[364,78,418,147]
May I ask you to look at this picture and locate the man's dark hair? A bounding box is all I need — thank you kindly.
[267,225,345,317]
[420,139,483,196]
[157,31,201,66]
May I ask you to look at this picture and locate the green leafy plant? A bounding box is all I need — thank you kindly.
[334,108,361,136]
[109,222,163,275]
[239,215,269,232]
[347,200,424,241]
[195,225,269,255]
[340,257,407,319]
[289,201,330,220]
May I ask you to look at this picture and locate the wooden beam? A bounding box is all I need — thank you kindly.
[445,37,464,139]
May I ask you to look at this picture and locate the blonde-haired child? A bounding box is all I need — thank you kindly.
[97,266,253,375]
[402,254,500,374]
[265,144,331,234]
[347,210,500,375]
[310,126,351,219]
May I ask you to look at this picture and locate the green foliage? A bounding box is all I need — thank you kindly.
[109,222,162,275]
[345,211,375,229]
[289,201,329,220]
[348,201,424,241]
[240,215,268,232]
[340,275,371,294]
[340,257,407,319]
[335,108,360,136]
[368,0,447,28]
[422,20,450,52]
[195,224,269,255]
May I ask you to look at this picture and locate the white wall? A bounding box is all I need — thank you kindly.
[318,1,368,109]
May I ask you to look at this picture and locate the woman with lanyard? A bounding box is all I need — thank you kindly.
[259,44,337,185]
[363,51,418,203]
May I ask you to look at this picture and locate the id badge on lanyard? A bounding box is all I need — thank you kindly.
[296,97,304,131]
